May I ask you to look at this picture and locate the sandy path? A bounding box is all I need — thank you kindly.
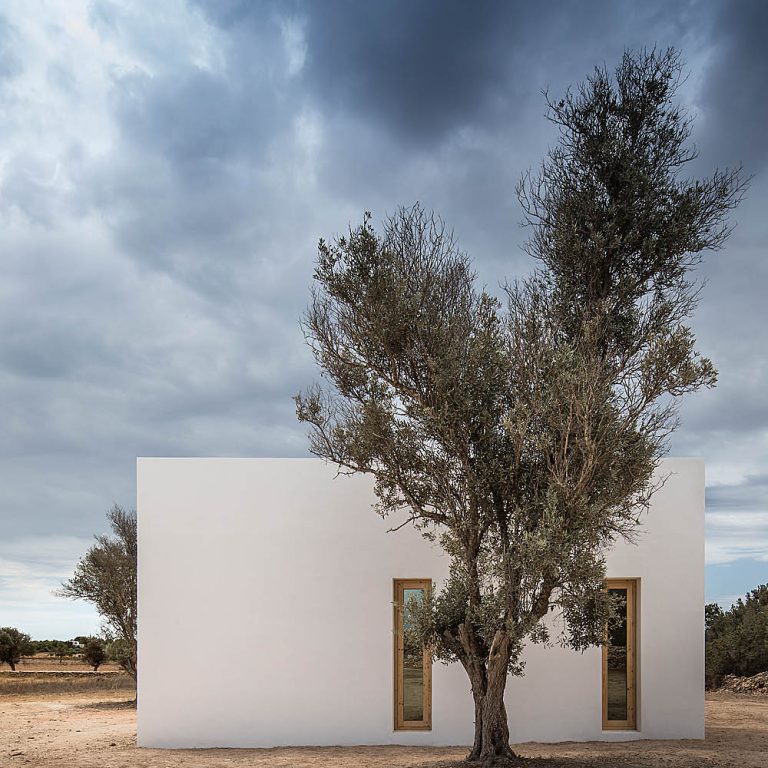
[1,691,766,767]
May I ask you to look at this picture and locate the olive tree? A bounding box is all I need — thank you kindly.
[59,505,137,680]
[82,637,108,672]
[295,49,744,766]
[0,627,33,671]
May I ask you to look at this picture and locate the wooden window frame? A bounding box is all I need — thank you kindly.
[602,578,638,731]
[393,578,432,731]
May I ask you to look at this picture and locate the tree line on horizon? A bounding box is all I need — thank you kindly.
[705,584,768,689]
[0,631,109,672]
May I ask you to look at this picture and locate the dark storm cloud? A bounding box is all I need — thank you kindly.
[181,0,734,288]
[1,0,767,635]
[194,0,706,147]
[697,0,768,170]
[299,0,715,148]
[302,0,520,145]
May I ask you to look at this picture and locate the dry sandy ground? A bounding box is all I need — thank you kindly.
[1,691,766,768]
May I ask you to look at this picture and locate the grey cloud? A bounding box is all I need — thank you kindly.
[187,0,282,30]
[0,15,22,82]
[669,177,768,465]
[83,149,265,292]
[0,153,71,226]
[1,0,768,630]
[697,0,768,171]
[193,0,702,147]
[88,0,120,34]
[707,474,768,511]
[302,0,519,145]
[706,510,768,564]
[299,0,714,148]
[0,323,117,380]
[112,69,270,166]
[81,8,311,297]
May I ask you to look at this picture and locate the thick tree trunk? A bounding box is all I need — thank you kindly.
[469,685,484,760]
[467,673,517,765]
[464,631,519,766]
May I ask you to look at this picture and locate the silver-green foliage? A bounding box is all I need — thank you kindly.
[296,48,745,763]
[0,627,33,671]
[59,505,137,680]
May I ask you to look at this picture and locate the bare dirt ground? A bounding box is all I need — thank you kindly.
[0,691,766,768]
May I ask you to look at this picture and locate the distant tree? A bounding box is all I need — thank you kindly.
[0,627,33,671]
[27,638,77,659]
[27,639,49,654]
[82,637,108,672]
[105,637,134,673]
[53,640,76,663]
[706,584,768,688]
[296,48,745,765]
[58,505,137,680]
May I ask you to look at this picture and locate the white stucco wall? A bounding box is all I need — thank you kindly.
[137,457,704,748]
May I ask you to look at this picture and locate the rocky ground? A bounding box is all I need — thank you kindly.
[0,690,766,767]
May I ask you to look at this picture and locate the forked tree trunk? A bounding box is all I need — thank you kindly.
[465,631,519,766]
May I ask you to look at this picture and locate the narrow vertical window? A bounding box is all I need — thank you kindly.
[393,578,432,730]
[603,578,638,730]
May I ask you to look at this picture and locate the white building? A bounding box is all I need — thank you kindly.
[137,456,704,748]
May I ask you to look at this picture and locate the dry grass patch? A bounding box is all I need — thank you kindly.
[14,654,123,673]
[0,670,135,696]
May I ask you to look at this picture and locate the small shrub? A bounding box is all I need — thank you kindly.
[82,638,108,671]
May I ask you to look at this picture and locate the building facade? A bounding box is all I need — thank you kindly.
[137,457,704,748]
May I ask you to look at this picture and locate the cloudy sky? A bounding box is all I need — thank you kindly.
[0,0,766,639]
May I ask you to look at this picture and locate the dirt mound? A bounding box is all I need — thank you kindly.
[717,671,768,695]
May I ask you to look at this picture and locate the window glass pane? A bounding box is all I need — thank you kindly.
[606,587,628,721]
[402,588,424,721]
[394,579,432,730]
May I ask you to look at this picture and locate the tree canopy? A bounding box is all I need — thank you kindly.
[59,505,137,680]
[296,48,745,766]
[82,637,108,672]
[0,627,33,671]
